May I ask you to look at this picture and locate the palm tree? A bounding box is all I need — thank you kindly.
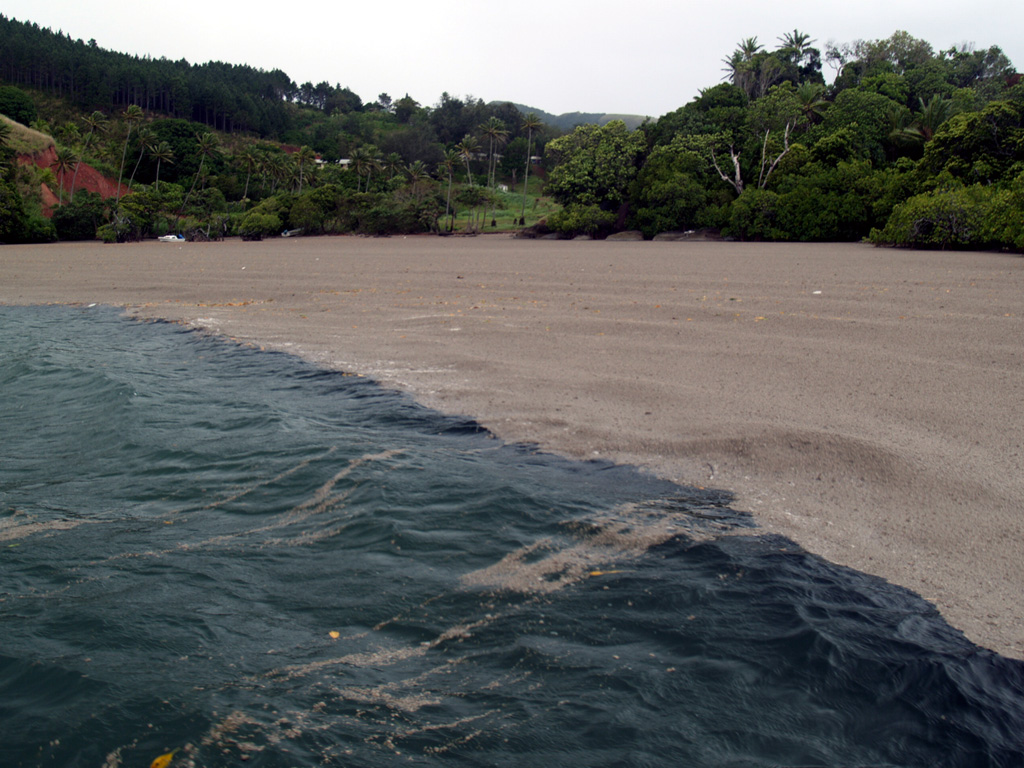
[406,160,429,183]
[68,132,94,203]
[795,82,829,128]
[116,104,144,202]
[181,131,219,212]
[348,146,372,192]
[295,145,317,193]
[455,135,480,186]
[887,96,952,148]
[778,30,814,58]
[70,111,106,202]
[480,117,509,226]
[405,160,431,201]
[480,116,509,189]
[127,126,156,191]
[383,152,404,180]
[150,141,175,191]
[53,146,76,205]
[916,95,953,141]
[437,148,460,232]
[259,152,283,193]
[722,37,763,96]
[237,145,260,201]
[361,145,382,192]
[57,121,81,146]
[519,113,542,224]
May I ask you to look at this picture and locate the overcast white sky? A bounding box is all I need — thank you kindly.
[4,0,1022,118]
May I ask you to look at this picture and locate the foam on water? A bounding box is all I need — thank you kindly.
[1,305,1022,767]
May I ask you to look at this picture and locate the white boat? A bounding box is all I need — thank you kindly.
[158,234,185,242]
[281,228,303,238]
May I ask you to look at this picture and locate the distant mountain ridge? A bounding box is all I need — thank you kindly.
[497,103,649,131]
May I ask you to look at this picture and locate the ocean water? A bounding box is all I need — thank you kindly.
[1,305,1022,768]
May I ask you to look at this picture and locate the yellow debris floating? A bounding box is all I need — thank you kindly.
[150,748,180,768]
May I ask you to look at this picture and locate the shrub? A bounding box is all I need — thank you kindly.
[870,183,1023,251]
[547,203,616,238]
[238,212,282,240]
[52,193,106,241]
[724,189,785,241]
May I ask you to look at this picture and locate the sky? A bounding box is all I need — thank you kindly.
[4,0,1023,118]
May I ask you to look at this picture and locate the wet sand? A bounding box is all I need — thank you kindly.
[2,236,1022,658]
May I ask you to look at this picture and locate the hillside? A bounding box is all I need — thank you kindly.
[501,103,648,131]
[1,113,51,155]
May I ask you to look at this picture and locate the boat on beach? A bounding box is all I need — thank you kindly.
[157,234,185,242]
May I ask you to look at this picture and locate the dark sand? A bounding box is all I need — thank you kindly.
[2,236,1022,658]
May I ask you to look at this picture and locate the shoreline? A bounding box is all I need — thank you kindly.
[2,236,1022,658]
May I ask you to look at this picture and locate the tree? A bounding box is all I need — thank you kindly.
[295,145,317,193]
[629,134,718,237]
[348,145,380,192]
[915,94,954,141]
[383,152,404,180]
[480,116,509,189]
[116,104,144,202]
[479,116,508,225]
[721,37,786,99]
[127,126,156,191]
[406,160,430,184]
[710,121,792,194]
[776,30,824,85]
[236,145,259,200]
[437,148,460,231]
[70,111,107,202]
[722,37,764,97]
[181,131,219,211]
[795,82,829,127]
[821,89,904,164]
[150,141,175,192]
[53,146,77,205]
[455,185,490,233]
[519,113,543,224]
[545,120,646,213]
[921,93,1024,183]
[52,191,106,240]
[394,94,420,124]
[455,134,480,185]
[0,85,37,125]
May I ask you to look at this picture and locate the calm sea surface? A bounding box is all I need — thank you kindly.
[1,304,1022,768]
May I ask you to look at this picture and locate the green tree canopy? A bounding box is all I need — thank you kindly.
[544,120,646,210]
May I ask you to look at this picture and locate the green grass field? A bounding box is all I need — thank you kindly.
[445,175,559,233]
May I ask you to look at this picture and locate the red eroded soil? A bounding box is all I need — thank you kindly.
[20,145,128,217]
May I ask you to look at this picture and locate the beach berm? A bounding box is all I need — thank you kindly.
[2,236,1021,658]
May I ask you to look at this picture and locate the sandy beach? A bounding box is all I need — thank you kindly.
[2,236,1022,659]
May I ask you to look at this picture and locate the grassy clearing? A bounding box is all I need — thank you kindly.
[445,174,559,234]
[1,114,54,156]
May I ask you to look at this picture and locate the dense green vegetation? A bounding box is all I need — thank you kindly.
[1,16,1021,251]
[544,32,1023,250]
[0,15,561,243]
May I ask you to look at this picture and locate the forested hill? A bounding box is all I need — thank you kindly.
[0,14,356,136]
[504,104,647,132]
[1,15,640,138]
